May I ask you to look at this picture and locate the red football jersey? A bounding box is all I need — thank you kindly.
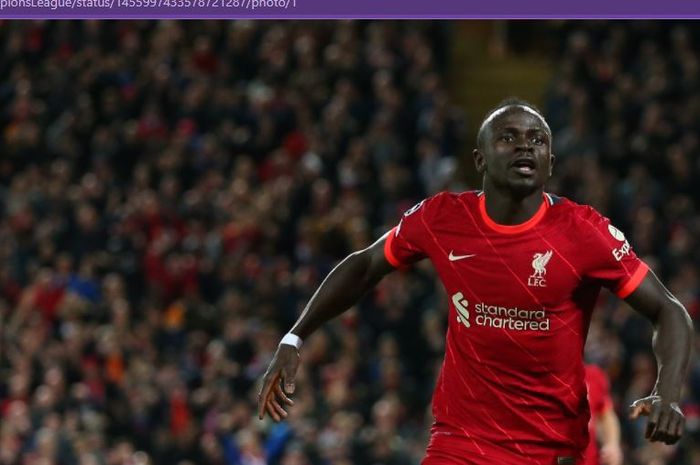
[384,191,648,465]
[583,364,614,465]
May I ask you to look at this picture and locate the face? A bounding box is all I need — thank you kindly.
[474,107,554,197]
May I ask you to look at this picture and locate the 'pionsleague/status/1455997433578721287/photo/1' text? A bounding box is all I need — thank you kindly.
[0,0,294,10]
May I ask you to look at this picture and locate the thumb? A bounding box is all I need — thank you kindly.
[629,397,653,419]
[282,368,296,394]
[629,401,644,419]
[281,346,300,395]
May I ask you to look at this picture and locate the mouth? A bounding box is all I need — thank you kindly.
[510,157,536,176]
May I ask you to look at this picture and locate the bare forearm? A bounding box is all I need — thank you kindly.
[626,274,694,403]
[597,409,621,446]
[290,243,392,339]
[257,237,394,423]
[652,300,693,402]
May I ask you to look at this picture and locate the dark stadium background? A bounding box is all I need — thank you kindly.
[0,20,698,465]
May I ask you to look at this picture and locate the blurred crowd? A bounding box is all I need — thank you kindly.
[0,19,698,465]
[0,20,462,465]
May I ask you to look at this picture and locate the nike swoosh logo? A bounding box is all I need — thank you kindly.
[448,251,476,261]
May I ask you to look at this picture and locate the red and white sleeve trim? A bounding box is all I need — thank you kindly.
[615,262,649,299]
[383,227,403,268]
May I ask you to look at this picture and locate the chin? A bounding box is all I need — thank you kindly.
[507,179,543,198]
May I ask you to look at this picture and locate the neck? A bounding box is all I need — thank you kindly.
[482,182,544,225]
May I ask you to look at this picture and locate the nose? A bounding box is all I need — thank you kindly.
[515,136,533,152]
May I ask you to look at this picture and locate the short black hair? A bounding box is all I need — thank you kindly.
[477,98,549,150]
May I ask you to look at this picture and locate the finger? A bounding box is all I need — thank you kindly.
[645,417,656,439]
[652,410,672,442]
[628,404,641,419]
[659,429,674,445]
[645,403,662,439]
[629,399,649,419]
[266,400,281,422]
[270,397,289,419]
[258,373,280,419]
[674,416,684,439]
[274,383,295,406]
[257,387,267,420]
[666,412,683,444]
[664,413,683,444]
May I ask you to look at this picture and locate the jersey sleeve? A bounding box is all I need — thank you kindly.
[384,197,434,268]
[579,207,649,298]
[585,364,613,416]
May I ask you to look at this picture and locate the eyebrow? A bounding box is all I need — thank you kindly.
[497,126,549,135]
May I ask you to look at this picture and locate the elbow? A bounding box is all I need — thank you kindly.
[663,299,694,337]
[682,307,694,337]
[676,300,693,331]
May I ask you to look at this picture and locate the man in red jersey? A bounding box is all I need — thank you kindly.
[257,99,693,464]
[583,364,622,465]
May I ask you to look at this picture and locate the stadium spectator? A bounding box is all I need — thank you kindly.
[584,363,623,465]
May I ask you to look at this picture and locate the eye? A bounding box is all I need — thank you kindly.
[499,134,514,143]
[532,135,546,146]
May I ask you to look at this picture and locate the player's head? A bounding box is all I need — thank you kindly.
[473,98,554,198]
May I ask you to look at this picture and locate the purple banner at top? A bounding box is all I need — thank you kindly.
[0,0,698,18]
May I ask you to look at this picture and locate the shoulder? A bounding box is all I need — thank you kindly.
[543,196,626,251]
[584,364,611,400]
[548,196,611,231]
[404,190,477,218]
[547,194,590,217]
[584,364,608,385]
[431,190,478,205]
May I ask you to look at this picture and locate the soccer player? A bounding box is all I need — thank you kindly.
[257,99,693,464]
[584,364,622,465]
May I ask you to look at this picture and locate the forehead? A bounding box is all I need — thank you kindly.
[482,106,550,134]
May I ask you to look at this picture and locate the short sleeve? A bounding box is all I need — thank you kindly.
[580,207,649,299]
[384,198,431,268]
[585,364,613,416]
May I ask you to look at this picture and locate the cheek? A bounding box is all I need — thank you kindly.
[542,156,553,176]
[489,148,510,167]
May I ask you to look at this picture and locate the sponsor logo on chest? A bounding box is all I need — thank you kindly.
[451,291,551,332]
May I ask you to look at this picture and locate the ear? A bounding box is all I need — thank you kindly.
[473,149,486,174]
[549,153,555,177]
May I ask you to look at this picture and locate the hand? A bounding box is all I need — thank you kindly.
[629,395,684,445]
[599,443,622,465]
[257,344,299,422]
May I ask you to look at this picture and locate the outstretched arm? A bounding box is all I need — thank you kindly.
[257,233,396,421]
[625,270,693,444]
[288,234,396,340]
